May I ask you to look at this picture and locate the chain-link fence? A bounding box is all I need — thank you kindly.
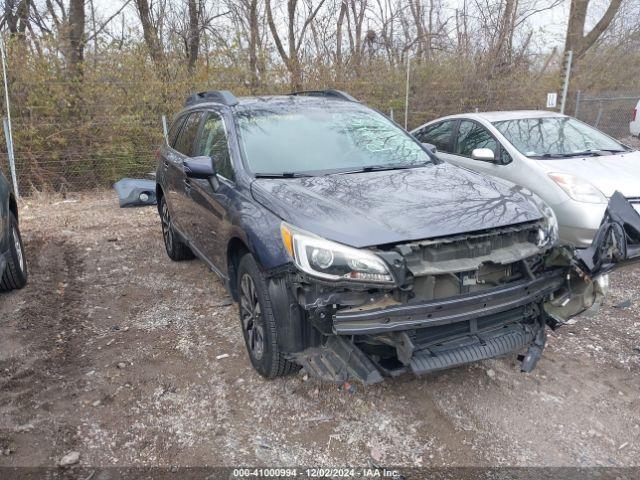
[2,81,638,195]
[574,91,640,141]
[1,79,556,194]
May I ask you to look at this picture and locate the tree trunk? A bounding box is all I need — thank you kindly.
[566,0,623,60]
[408,0,425,62]
[248,0,260,91]
[336,0,347,69]
[495,0,516,65]
[187,0,200,73]
[265,0,299,91]
[4,0,31,41]
[134,0,167,76]
[564,0,623,112]
[68,0,85,80]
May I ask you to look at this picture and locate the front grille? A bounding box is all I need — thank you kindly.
[397,221,543,278]
[409,305,536,348]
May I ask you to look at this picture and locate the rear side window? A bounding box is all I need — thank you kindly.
[174,112,203,156]
[168,116,186,147]
[455,120,498,157]
[195,113,235,181]
[414,121,455,152]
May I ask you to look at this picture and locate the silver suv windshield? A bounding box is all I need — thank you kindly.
[493,117,628,159]
[236,101,433,175]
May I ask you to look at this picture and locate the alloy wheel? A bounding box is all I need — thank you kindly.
[13,227,24,272]
[239,273,265,360]
[161,201,173,253]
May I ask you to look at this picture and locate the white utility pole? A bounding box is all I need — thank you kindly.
[560,50,573,115]
[162,115,169,142]
[404,56,411,130]
[0,35,18,198]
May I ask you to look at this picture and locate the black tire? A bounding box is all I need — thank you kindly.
[1,212,28,292]
[237,253,300,378]
[159,196,194,261]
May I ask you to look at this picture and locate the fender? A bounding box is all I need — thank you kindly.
[230,192,291,272]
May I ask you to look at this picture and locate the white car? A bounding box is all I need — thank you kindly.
[631,99,640,137]
[412,110,640,248]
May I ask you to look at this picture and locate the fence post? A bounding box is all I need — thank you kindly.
[574,90,581,118]
[0,36,18,198]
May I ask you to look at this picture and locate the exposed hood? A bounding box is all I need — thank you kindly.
[533,150,640,198]
[250,163,544,248]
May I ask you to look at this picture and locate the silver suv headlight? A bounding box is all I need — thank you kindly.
[280,222,394,284]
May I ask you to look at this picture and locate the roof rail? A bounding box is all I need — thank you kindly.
[290,89,358,102]
[185,90,239,107]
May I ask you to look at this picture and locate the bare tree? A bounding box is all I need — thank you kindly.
[346,0,367,69]
[67,0,85,80]
[265,0,327,90]
[408,0,428,61]
[134,0,167,75]
[335,0,348,67]
[246,0,260,89]
[566,0,623,60]
[186,0,200,72]
[1,0,32,39]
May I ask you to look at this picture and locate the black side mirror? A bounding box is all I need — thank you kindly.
[421,142,437,154]
[184,156,216,179]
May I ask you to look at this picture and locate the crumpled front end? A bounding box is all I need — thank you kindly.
[287,220,561,383]
[282,192,640,384]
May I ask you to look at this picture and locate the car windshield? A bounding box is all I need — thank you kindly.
[236,101,432,175]
[493,117,628,158]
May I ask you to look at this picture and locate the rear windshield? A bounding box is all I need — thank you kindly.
[493,117,627,158]
[236,101,432,175]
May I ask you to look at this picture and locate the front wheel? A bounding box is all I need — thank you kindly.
[237,253,300,378]
[1,212,28,292]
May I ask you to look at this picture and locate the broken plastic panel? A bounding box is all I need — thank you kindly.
[114,178,157,208]
[545,191,640,323]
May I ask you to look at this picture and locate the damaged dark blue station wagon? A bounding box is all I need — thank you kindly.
[156,90,640,384]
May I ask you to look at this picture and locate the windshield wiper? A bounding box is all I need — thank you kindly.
[534,150,603,159]
[334,162,431,175]
[254,172,314,178]
[597,148,628,153]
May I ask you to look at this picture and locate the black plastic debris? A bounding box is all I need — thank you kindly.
[613,299,632,309]
[114,178,157,208]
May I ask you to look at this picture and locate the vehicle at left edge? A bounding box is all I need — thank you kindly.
[0,169,27,292]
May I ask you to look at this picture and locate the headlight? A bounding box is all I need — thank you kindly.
[526,192,559,247]
[280,223,394,283]
[548,172,606,204]
[537,200,559,247]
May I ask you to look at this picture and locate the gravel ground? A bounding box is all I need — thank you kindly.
[1,191,639,469]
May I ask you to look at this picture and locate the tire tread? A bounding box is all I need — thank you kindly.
[0,213,28,292]
[160,196,194,261]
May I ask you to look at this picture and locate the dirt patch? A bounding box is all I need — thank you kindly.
[1,191,639,468]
